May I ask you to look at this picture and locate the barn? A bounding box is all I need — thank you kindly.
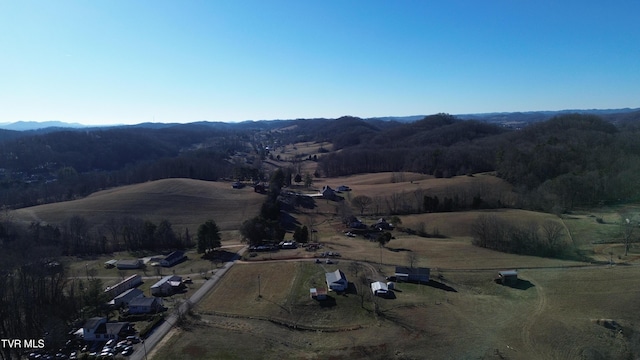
[395,266,430,283]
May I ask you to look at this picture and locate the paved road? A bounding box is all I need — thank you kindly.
[130,249,244,360]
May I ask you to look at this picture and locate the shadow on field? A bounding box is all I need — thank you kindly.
[494,278,535,290]
[387,247,411,252]
[318,296,337,308]
[344,282,358,295]
[426,280,458,292]
[202,249,237,262]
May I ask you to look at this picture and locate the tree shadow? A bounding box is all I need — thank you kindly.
[387,247,412,253]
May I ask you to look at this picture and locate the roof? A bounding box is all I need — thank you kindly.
[395,266,430,275]
[151,275,182,289]
[117,259,141,267]
[105,322,130,335]
[325,269,346,284]
[113,288,143,300]
[104,260,117,265]
[371,281,388,292]
[83,317,106,331]
[499,270,518,277]
[129,296,158,307]
[163,251,185,262]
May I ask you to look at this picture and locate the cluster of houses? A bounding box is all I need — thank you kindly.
[311,266,432,301]
[102,273,177,315]
[80,274,190,343]
[104,251,187,270]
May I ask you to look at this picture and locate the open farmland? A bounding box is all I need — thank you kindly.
[154,257,640,359]
[145,168,640,359]
[10,178,264,234]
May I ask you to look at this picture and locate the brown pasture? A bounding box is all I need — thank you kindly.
[10,178,263,234]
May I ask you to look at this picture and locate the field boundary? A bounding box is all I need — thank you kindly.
[199,310,366,332]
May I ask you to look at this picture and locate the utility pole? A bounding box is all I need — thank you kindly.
[258,274,261,298]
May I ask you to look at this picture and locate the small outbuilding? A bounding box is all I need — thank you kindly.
[498,270,518,285]
[370,281,389,296]
[309,287,328,300]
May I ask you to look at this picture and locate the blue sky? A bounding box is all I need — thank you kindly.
[1,1,639,125]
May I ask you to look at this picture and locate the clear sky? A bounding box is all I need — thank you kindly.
[1,1,639,125]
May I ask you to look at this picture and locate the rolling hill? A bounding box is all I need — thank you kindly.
[10,178,264,233]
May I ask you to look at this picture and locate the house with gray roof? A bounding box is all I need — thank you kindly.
[128,296,164,314]
[325,269,348,292]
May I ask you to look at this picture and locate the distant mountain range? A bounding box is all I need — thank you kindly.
[2,107,639,131]
[0,120,87,131]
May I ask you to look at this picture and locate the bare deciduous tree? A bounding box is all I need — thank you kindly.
[352,195,373,216]
[406,251,419,269]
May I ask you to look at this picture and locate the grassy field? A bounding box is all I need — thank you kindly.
[153,258,640,359]
[10,140,640,359]
[149,166,640,359]
[10,178,264,234]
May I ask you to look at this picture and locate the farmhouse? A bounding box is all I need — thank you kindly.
[127,296,164,314]
[116,259,143,270]
[104,274,143,299]
[160,251,187,267]
[81,317,133,342]
[372,218,394,231]
[370,281,389,296]
[151,275,184,296]
[109,288,144,308]
[321,185,338,200]
[395,266,430,283]
[325,269,348,292]
[498,270,518,285]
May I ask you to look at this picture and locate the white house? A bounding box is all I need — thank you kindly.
[325,269,348,292]
[150,275,183,296]
[81,317,132,342]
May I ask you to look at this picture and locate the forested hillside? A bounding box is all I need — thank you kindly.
[317,113,640,211]
[1,113,640,211]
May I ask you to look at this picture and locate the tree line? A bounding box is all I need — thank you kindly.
[470,214,573,259]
